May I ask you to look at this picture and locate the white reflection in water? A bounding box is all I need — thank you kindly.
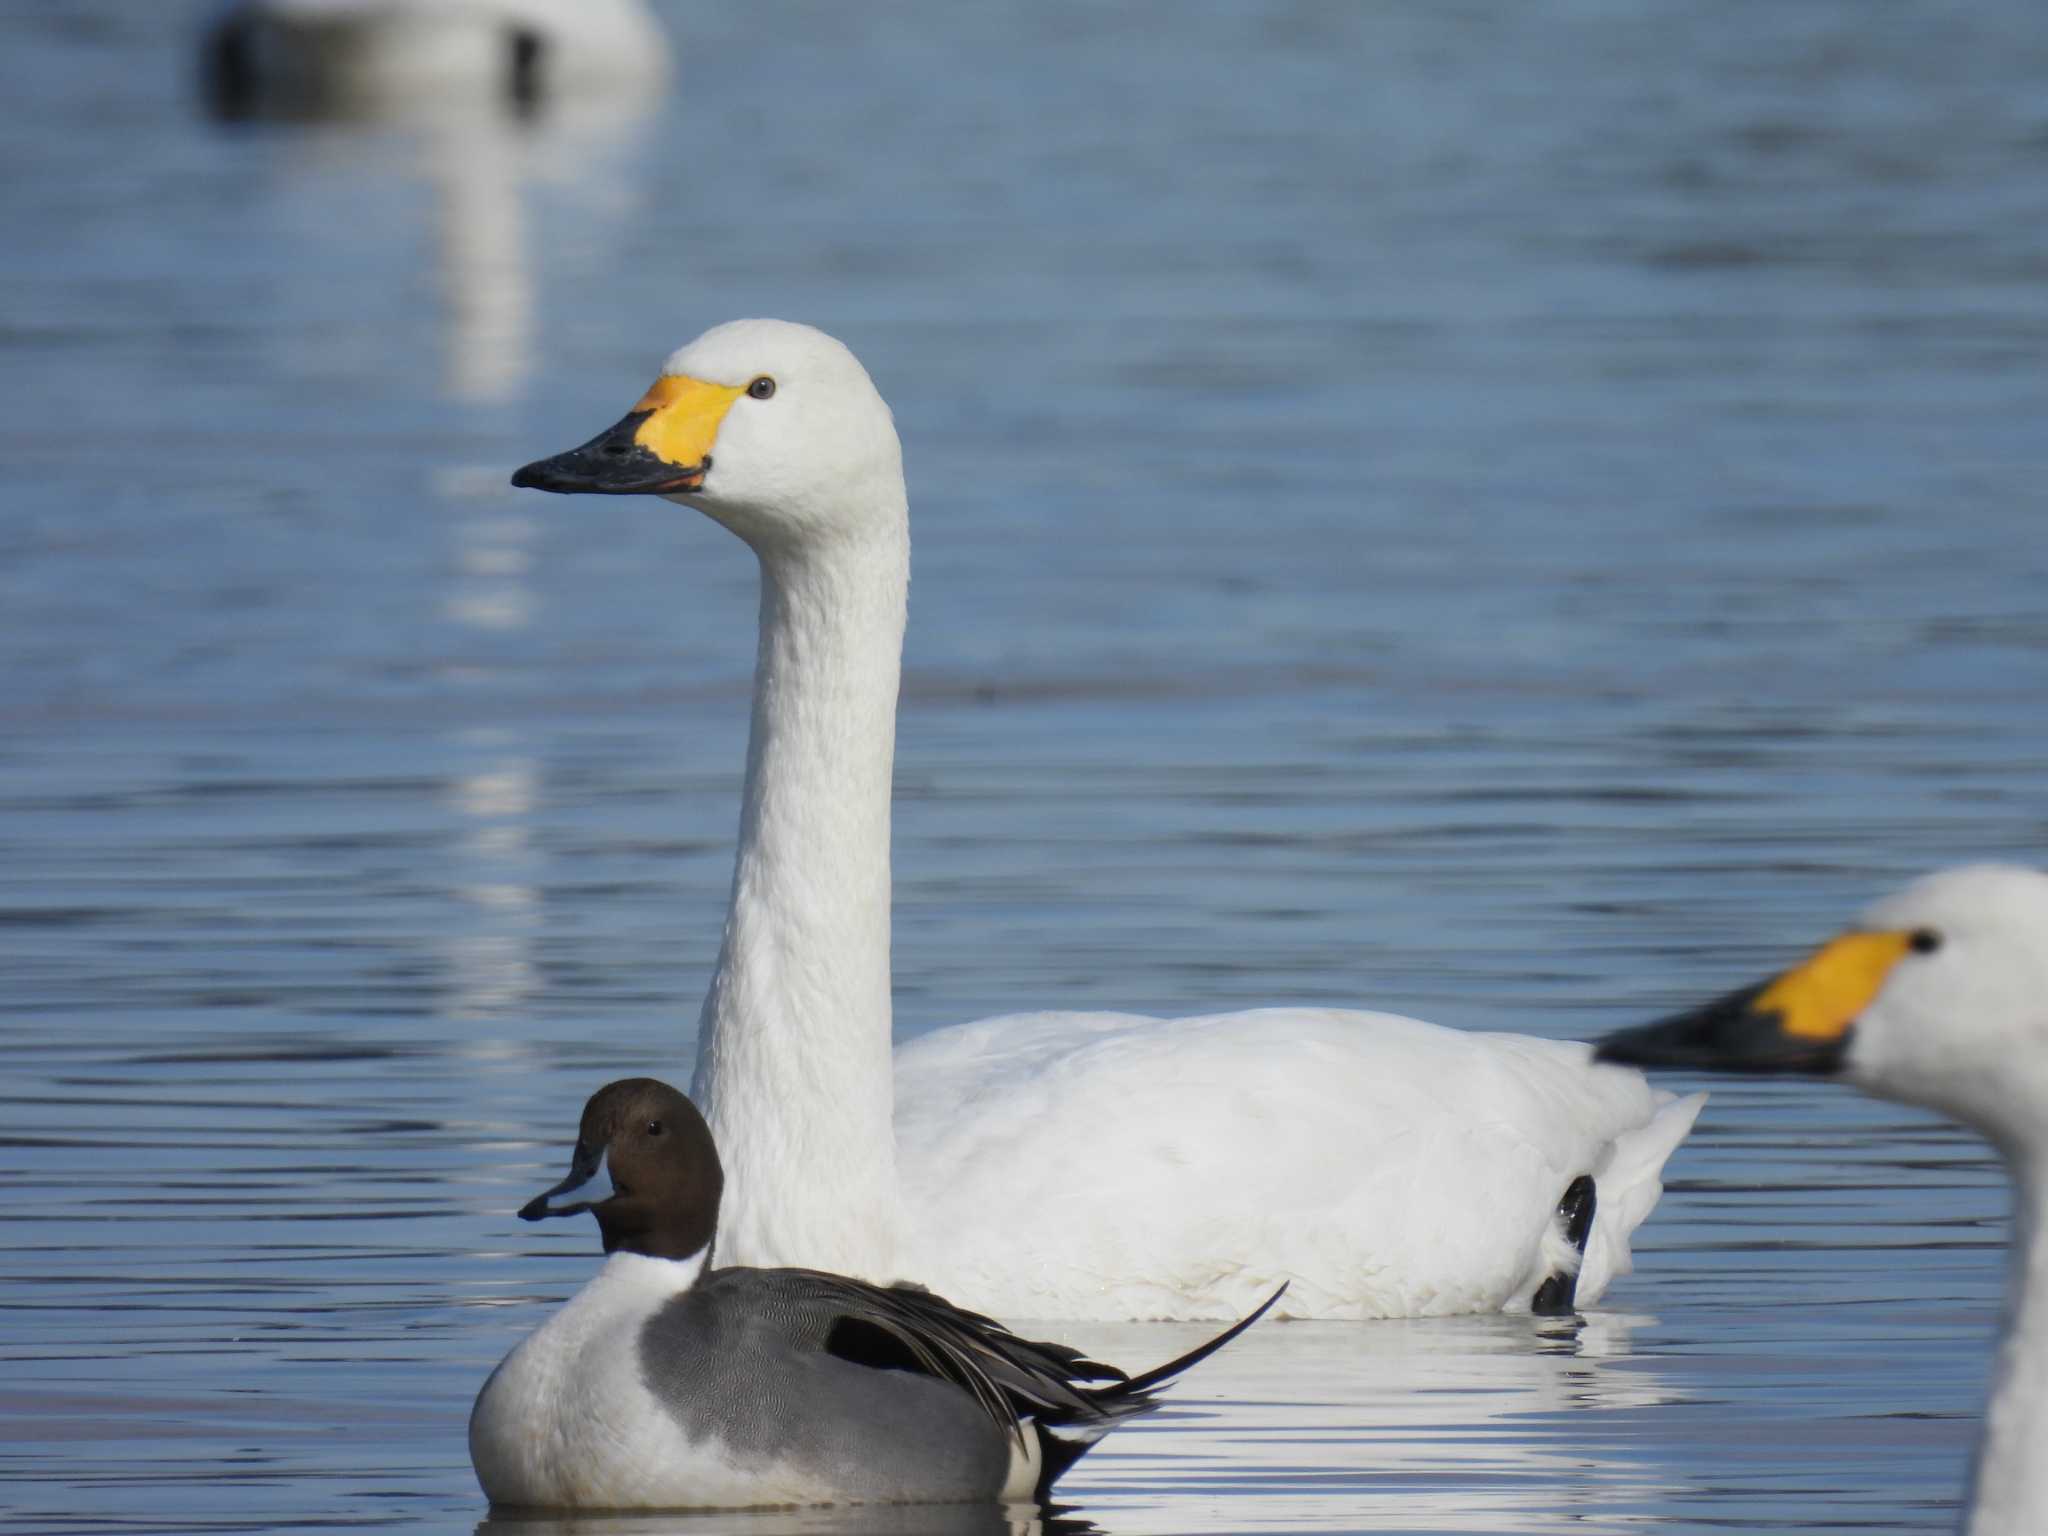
[456,761,540,821]
[423,87,662,402]
[431,115,535,403]
[1055,1313,1678,1532]
[447,511,541,632]
[442,752,542,1018]
[242,83,662,403]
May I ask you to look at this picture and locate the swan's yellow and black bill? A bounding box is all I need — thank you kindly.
[511,375,747,496]
[1594,930,1917,1075]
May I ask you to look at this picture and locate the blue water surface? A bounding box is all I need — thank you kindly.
[4,3,2047,1532]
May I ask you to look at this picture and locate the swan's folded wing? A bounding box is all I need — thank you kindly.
[893,1007,1690,1319]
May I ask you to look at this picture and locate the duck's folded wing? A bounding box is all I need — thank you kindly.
[681,1267,1281,1502]
[719,1268,1282,1435]
[750,1268,1128,1438]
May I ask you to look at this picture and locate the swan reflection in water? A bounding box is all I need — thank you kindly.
[471,1310,1684,1534]
[187,8,670,1025]
[196,0,670,403]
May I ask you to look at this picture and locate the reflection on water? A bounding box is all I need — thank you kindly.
[253,91,661,404]
[430,119,536,403]
[442,751,541,1018]
[201,0,671,404]
[4,0,2045,1533]
[478,1501,1085,1536]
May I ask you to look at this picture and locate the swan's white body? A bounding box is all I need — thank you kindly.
[893,1008,1697,1319]
[204,0,671,116]
[1601,864,2048,1536]
[524,319,1704,1321]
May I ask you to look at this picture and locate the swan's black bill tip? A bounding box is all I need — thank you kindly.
[1594,983,1851,1077]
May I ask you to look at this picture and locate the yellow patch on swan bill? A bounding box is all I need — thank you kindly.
[1754,930,1914,1041]
[630,375,747,469]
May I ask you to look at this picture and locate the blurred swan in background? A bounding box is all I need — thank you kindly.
[202,0,671,120]
[509,317,1706,1323]
[1598,863,2048,1536]
[196,0,668,403]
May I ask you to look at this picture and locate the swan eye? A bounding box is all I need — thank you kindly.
[645,1119,664,1137]
[747,377,776,400]
[1909,929,1942,954]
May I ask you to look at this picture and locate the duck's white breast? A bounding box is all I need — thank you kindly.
[469,1252,840,1510]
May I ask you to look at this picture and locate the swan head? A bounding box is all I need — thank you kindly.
[511,319,904,552]
[1596,864,2048,1149]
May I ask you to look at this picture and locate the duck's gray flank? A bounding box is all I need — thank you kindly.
[638,1267,1284,1503]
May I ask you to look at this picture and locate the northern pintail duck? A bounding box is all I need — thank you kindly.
[1596,864,2048,1536]
[470,1078,1277,1510]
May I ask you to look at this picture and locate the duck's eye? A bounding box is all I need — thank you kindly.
[747,376,776,400]
[645,1119,664,1137]
[1908,928,1942,954]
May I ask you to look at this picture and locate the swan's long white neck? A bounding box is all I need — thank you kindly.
[1966,1149,2048,1536]
[690,514,907,1279]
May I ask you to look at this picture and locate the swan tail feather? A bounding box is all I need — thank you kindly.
[1530,1174,1598,1315]
[1571,1090,1707,1305]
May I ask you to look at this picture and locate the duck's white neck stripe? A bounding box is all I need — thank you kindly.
[601,1247,710,1296]
[691,524,908,1277]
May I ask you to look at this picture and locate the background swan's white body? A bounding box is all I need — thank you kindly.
[204,0,671,118]
[524,318,1703,1321]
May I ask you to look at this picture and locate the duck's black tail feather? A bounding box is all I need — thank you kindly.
[1118,1282,1289,1397]
[1031,1283,1287,1497]
[790,1264,1283,1503]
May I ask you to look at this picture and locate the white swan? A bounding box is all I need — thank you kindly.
[203,0,671,119]
[1596,863,2048,1536]
[510,318,1705,1321]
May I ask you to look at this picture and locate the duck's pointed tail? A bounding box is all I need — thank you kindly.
[1120,1280,1288,1397]
[1033,1282,1286,1498]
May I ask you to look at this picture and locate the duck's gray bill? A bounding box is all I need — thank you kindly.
[520,1146,615,1220]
